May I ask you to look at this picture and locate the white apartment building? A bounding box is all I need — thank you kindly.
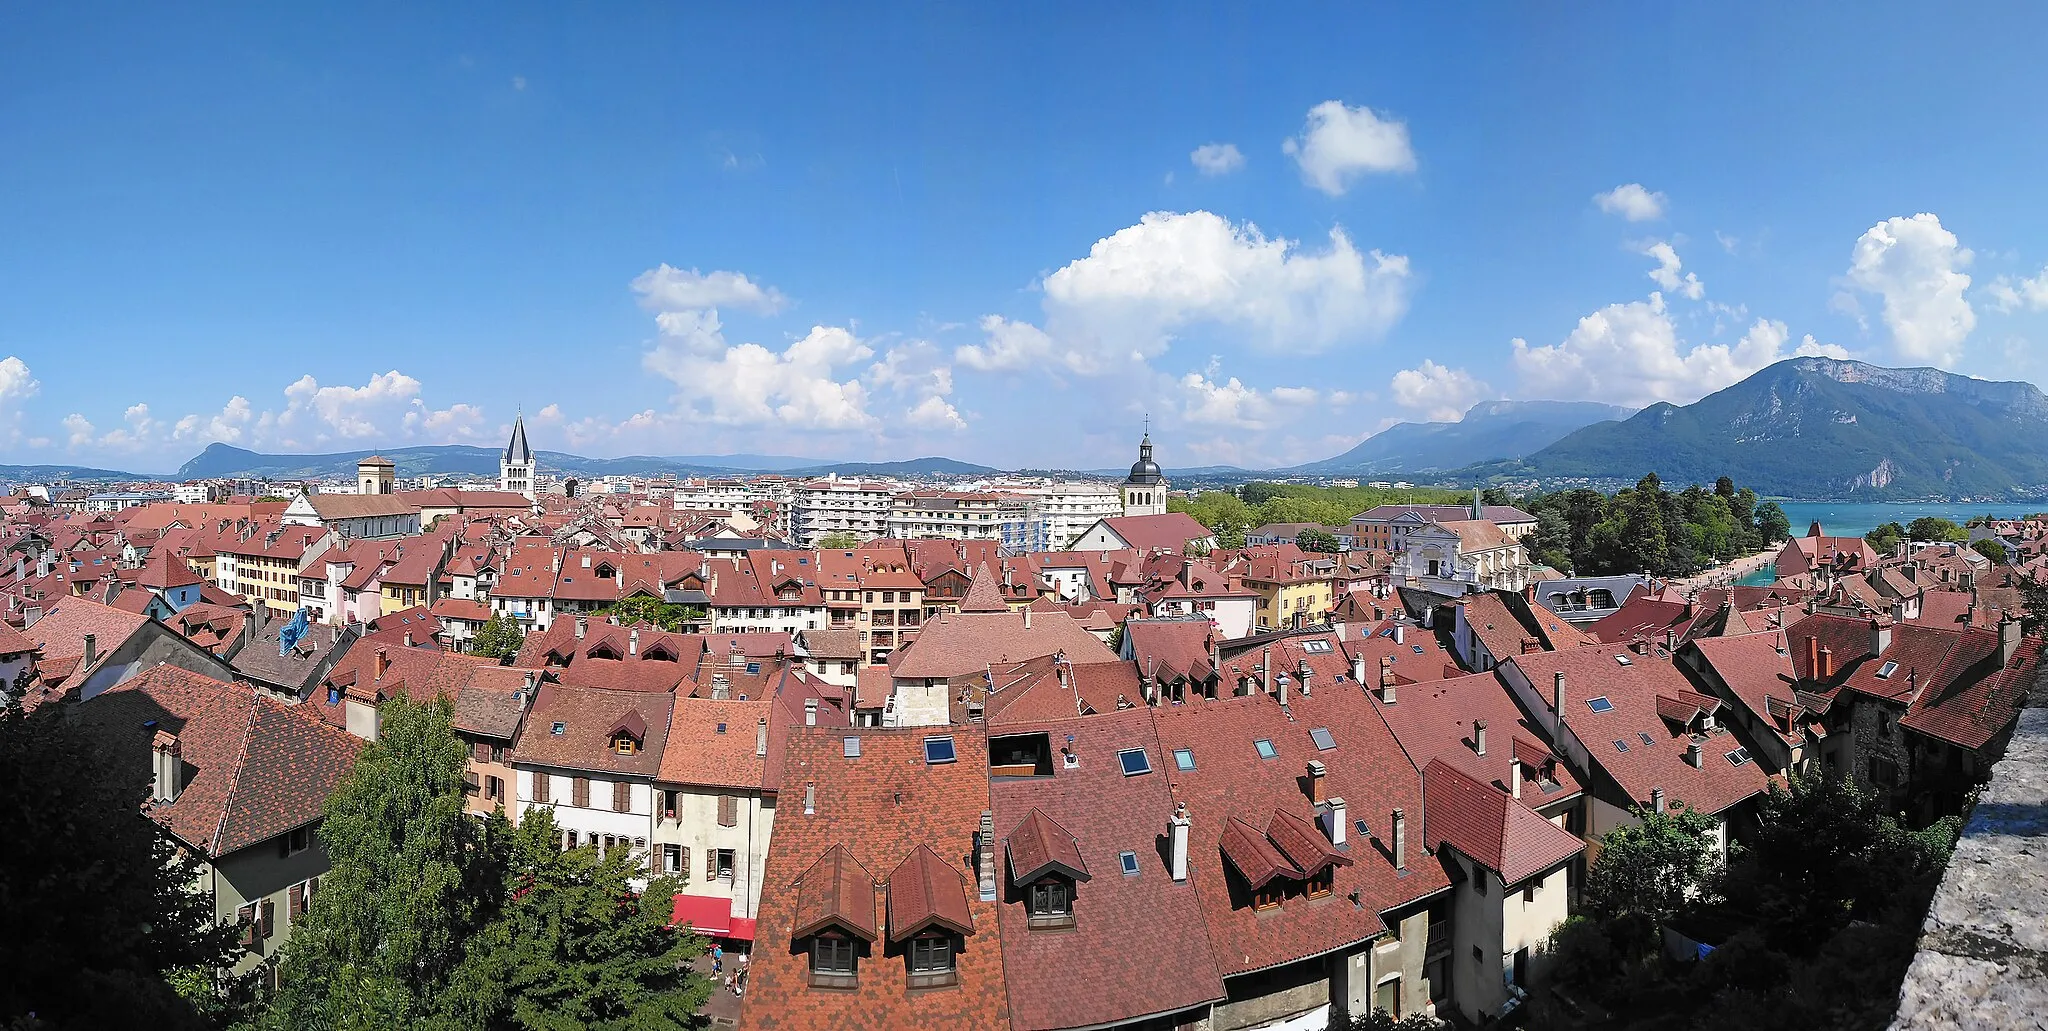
[511,685,673,889]
[672,478,756,515]
[1011,480,1125,551]
[883,490,1036,551]
[791,477,899,547]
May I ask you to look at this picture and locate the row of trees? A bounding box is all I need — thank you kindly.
[1519,475,1791,577]
[1546,776,1962,1031]
[1864,516,2012,565]
[1171,483,1469,550]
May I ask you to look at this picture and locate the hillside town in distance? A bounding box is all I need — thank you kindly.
[6,414,2046,1031]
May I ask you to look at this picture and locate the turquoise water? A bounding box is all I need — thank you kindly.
[1731,501,2035,586]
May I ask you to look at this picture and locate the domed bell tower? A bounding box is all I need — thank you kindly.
[1120,422,1168,517]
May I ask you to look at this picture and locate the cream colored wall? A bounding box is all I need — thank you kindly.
[650,785,775,919]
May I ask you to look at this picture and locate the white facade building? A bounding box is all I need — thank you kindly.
[791,477,899,547]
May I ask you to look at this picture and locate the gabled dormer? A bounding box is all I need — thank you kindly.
[1005,807,1090,930]
[608,709,647,756]
[792,844,879,990]
[887,844,975,989]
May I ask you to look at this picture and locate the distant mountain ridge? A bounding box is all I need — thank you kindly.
[1466,357,2048,499]
[1289,399,1636,476]
[173,443,996,482]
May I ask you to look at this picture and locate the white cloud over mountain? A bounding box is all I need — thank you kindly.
[1843,213,1975,366]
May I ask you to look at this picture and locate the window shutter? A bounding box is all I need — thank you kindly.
[679,846,690,878]
[718,795,738,827]
[614,780,631,813]
[706,849,718,879]
[260,899,275,939]
[308,875,320,899]
[574,777,590,808]
[472,741,489,762]
[238,904,257,947]
[649,848,660,878]
[534,773,550,803]
[288,882,304,918]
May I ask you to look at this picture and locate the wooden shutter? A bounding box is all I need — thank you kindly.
[472,741,489,762]
[718,795,738,827]
[614,780,631,813]
[574,777,590,808]
[260,899,275,939]
[308,875,320,898]
[706,849,718,879]
[679,847,690,879]
[288,882,305,918]
[238,904,257,947]
[648,848,660,877]
[534,773,550,803]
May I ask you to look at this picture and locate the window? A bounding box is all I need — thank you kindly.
[1638,731,1654,747]
[1302,639,1333,654]
[283,825,313,856]
[1252,885,1284,910]
[1376,976,1402,1017]
[843,736,861,758]
[1310,727,1336,751]
[1254,738,1277,760]
[663,843,682,873]
[1726,747,1753,767]
[573,777,590,808]
[612,733,640,755]
[289,881,309,918]
[924,736,957,765]
[1118,850,1140,876]
[551,721,566,735]
[486,775,503,800]
[1612,739,1630,753]
[1027,880,1074,929]
[1117,748,1152,776]
[1586,696,1613,713]
[909,935,957,987]
[1876,660,1900,679]
[613,780,632,813]
[1615,654,1634,666]
[1173,748,1196,771]
[811,935,858,987]
[238,904,258,948]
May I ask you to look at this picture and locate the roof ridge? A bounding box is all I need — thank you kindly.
[207,682,265,857]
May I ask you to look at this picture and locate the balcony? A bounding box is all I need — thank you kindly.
[1425,921,1450,959]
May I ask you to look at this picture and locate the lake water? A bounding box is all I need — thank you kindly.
[1732,501,2037,586]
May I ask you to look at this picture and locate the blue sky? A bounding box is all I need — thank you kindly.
[5,4,2048,474]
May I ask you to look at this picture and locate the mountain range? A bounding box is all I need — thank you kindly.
[1464,357,2048,499]
[168,444,998,483]
[1287,399,1637,476]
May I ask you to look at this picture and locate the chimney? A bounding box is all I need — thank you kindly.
[1552,671,1566,726]
[2001,614,2023,666]
[803,781,816,816]
[1685,741,1702,768]
[1168,803,1192,882]
[1511,759,1523,799]
[1390,808,1407,870]
[402,630,412,649]
[521,670,536,699]
[1804,635,1819,679]
[756,717,769,758]
[1323,796,1348,847]
[629,628,639,656]
[373,646,389,680]
[82,633,97,670]
[1650,786,1665,813]
[1297,657,1312,697]
[1819,645,1834,680]
[977,810,998,901]
[151,729,182,802]
[1474,719,1488,757]
[1665,628,1677,654]
[804,698,818,727]
[1022,608,1032,630]
[1520,636,1540,655]
[1393,623,1406,645]
[1378,656,1397,704]
[575,616,587,640]
[1350,652,1367,684]
[1275,673,1289,707]
[1307,759,1327,804]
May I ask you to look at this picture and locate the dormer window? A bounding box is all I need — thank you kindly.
[611,733,640,755]
[1026,879,1074,929]
[908,935,957,988]
[810,933,859,988]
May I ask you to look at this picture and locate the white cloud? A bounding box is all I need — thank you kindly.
[1639,240,1704,300]
[1175,365,1320,430]
[866,340,965,431]
[1512,295,1826,407]
[1715,231,1740,255]
[1593,183,1667,222]
[903,395,967,431]
[631,264,788,315]
[1189,143,1245,176]
[1388,360,1493,422]
[966,210,1411,377]
[0,356,38,444]
[1843,213,1974,366]
[645,324,877,430]
[1282,100,1417,195]
[1985,265,2048,313]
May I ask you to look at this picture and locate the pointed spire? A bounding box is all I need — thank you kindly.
[505,410,533,464]
[960,561,1008,613]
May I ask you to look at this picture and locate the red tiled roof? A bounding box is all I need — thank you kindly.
[1421,756,1583,885]
[1095,513,1213,553]
[789,844,879,941]
[657,697,771,791]
[1219,815,1302,889]
[886,844,975,940]
[958,562,1008,613]
[1004,807,1089,884]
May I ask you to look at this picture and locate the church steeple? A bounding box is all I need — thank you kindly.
[1120,419,1168,517]
[505,409,533,465]
[500,409,536,500]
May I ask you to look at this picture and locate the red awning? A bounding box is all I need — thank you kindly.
[670,894,732,936]
[726,917,757,942]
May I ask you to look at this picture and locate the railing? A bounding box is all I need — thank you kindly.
[1425,921,1450,958]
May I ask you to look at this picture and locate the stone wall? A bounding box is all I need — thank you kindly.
[1889,672,2048,1030]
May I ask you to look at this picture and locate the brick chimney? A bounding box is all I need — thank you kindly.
[1379,656,1397,704]
[1307,759,1327,804]
[373,646,389,680]
[977,810,998,901]
[1350,652,1367,684]
[1819,645,1834,680]
[1521,636,1540,655]
[1804,635,1819,679]
[1168,802,1191,882]
[1297,657,1313,697]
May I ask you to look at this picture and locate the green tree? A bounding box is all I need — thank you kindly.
[1753,501,1792,544]
[472,615,526,662]
[1479,486,1513,507]
[437,808,708,1031]
[1866,521,1907,556]
[0,704,245,1030]
[816,531,865,550]
[1330,1009,1447,1031]
[2019,575,2048,637]
[1906,516,1967,543]
[1295,528,1340,553]
[265,696,496,1029]
[1972,538,2008,564]
[1527,508,1575,572]
[1583,800,1721,933]
[600,596,705,632]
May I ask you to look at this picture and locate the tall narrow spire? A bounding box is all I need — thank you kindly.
[505,410,533,465]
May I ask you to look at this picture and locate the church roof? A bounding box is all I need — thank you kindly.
[505,413,533,465]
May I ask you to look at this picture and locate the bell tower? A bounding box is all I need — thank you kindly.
[1120,418,1168,517]
[501,409,535,500]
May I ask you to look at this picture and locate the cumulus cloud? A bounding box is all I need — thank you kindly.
[0,356,38,444]
[1512,294,1832,407]
[1189,143,1245,176]
[1594,183,1667,222]
[63,370,487,457]
[1175,366,1320,430]
[645,324,877,430]
[1389,360,1493,422]
[1282,100,1417,195]
[1640,240,1704,300]
[631,264,788,315]
[866,340,965,432]
[1985,265,2048,313]
[903,395,967,431]
[1843,213,1974,365]
[962,211,1412,378]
